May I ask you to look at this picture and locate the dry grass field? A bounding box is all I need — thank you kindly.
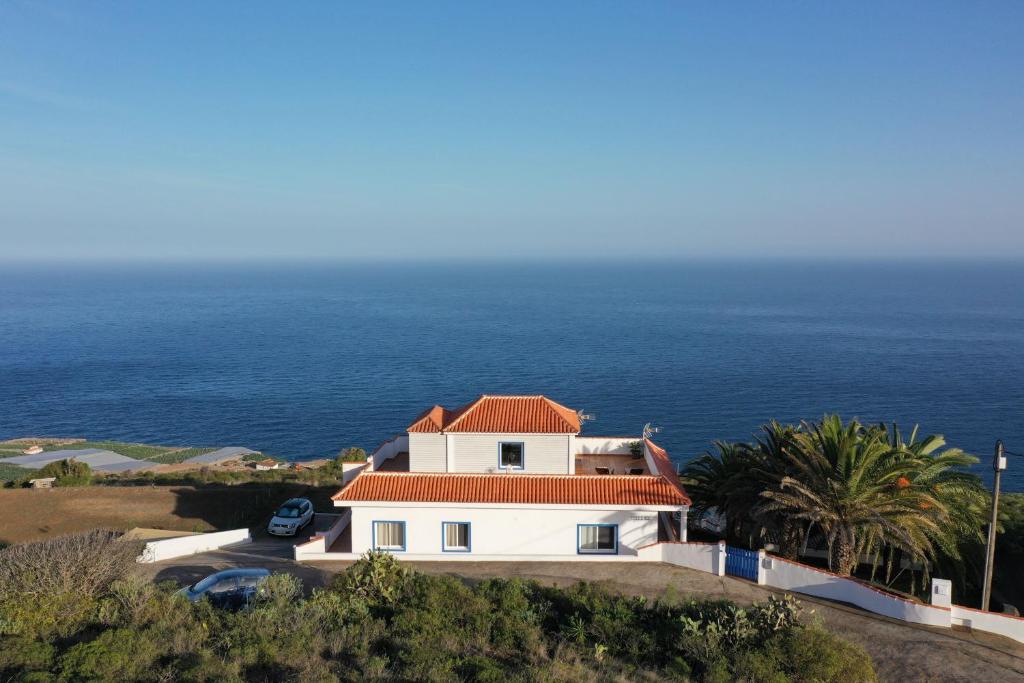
[0,484,338,545]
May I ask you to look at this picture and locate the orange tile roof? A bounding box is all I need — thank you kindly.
[644,438,688,499]
[406,395,581,434]
[332,471,688,506]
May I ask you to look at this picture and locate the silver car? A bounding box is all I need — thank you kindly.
[267,498,314,536]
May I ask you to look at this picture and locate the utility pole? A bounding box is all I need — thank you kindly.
[981,440,1007,611]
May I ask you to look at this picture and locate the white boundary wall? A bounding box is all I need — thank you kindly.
[759,555,951,628]
[638,541,725,575]
[951,605,1024,643]
[370,435,408,470]
[136,528,251,563]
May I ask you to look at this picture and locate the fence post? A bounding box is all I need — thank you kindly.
[716,541,727,576]
[757,549,767,585]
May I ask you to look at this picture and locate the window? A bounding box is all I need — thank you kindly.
[578,524,618,554]
[499,442,525,469]
[373,521,406,551]
[442,522,471,552]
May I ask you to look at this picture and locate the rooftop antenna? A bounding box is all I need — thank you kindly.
[577,410,596,423]
[642,422,660,440]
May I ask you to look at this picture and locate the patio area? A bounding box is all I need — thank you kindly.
[574,452,649,476]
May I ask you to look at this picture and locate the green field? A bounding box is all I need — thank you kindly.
[145,447,218,464]
[0,462,38,483]
[41,440,175,459]
[0,440,226,463]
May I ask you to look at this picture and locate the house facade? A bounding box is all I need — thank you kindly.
[322,395,690,560]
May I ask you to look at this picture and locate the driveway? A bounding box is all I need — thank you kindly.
[138,554,1024,683]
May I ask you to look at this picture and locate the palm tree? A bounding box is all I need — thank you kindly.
[681,441,757,545]
[881,424,988,586]
[746,421,807,558]
[758,415,967,576]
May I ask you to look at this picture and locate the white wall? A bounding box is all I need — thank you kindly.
[371,435,409,470]
[951,606,1024,643]
[408,433,446,471]
[136,529,251,563]
[348,504,659,558]
[448,433,572,473]
[761,556,951,628]
[575,436,636,455]
[294,512,351,558]
[342,462,367,484]
[639,541,724,574]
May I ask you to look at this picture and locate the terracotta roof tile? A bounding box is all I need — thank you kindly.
[644,438,689,502]
[332,472,687,506]
[406,395,581,434]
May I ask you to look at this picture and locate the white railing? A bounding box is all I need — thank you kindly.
[136,528,251,563]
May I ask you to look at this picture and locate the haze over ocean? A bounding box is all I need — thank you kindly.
[0,260,1021,490]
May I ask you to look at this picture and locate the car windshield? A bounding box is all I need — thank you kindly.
[276,505,302,518]
[190,573,229,592]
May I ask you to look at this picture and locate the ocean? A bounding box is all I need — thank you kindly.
[1,261,1021,490]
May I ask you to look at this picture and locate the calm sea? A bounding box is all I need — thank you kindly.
[1,261,1021,490]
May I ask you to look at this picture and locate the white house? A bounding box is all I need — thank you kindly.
[321,395,691,560]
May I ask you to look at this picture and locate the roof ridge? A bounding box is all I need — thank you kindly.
[364,471,665,479]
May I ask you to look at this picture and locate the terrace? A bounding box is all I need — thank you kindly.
[368,436,654,476]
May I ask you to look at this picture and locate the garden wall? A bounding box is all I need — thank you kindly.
[136,528,251,563]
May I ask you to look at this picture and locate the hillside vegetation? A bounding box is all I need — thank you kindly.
[0,535,875,682]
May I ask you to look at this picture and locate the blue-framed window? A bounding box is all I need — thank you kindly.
[441,521,471,552]
[372,520,406,552]
[577,524,618,554]
[499,441,525,470]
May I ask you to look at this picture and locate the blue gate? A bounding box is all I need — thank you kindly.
[725,546,759,581]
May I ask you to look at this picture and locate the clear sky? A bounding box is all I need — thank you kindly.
[1,1,1021,262]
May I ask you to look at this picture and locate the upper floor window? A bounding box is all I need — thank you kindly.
[499,442,525,469]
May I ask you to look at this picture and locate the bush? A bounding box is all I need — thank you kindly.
[35,458,91,486]
[331,550,411,607]
[337,447,367,463]
[0,530,139,638]
[0,548,876,682]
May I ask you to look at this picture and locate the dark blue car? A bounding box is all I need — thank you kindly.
[177,568,271,610]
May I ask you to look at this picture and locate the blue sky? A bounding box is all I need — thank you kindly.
[1,1,1021,261]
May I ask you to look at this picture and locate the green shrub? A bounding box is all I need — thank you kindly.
[36,458,91,486]
[775,625,877,682]
[58,628,160,681]
[337,447,367,463]
[0,530,139,638]
[0,546,876,682]
[332,550,412,607]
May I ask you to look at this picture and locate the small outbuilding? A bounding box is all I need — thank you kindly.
[253,459,282,471]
